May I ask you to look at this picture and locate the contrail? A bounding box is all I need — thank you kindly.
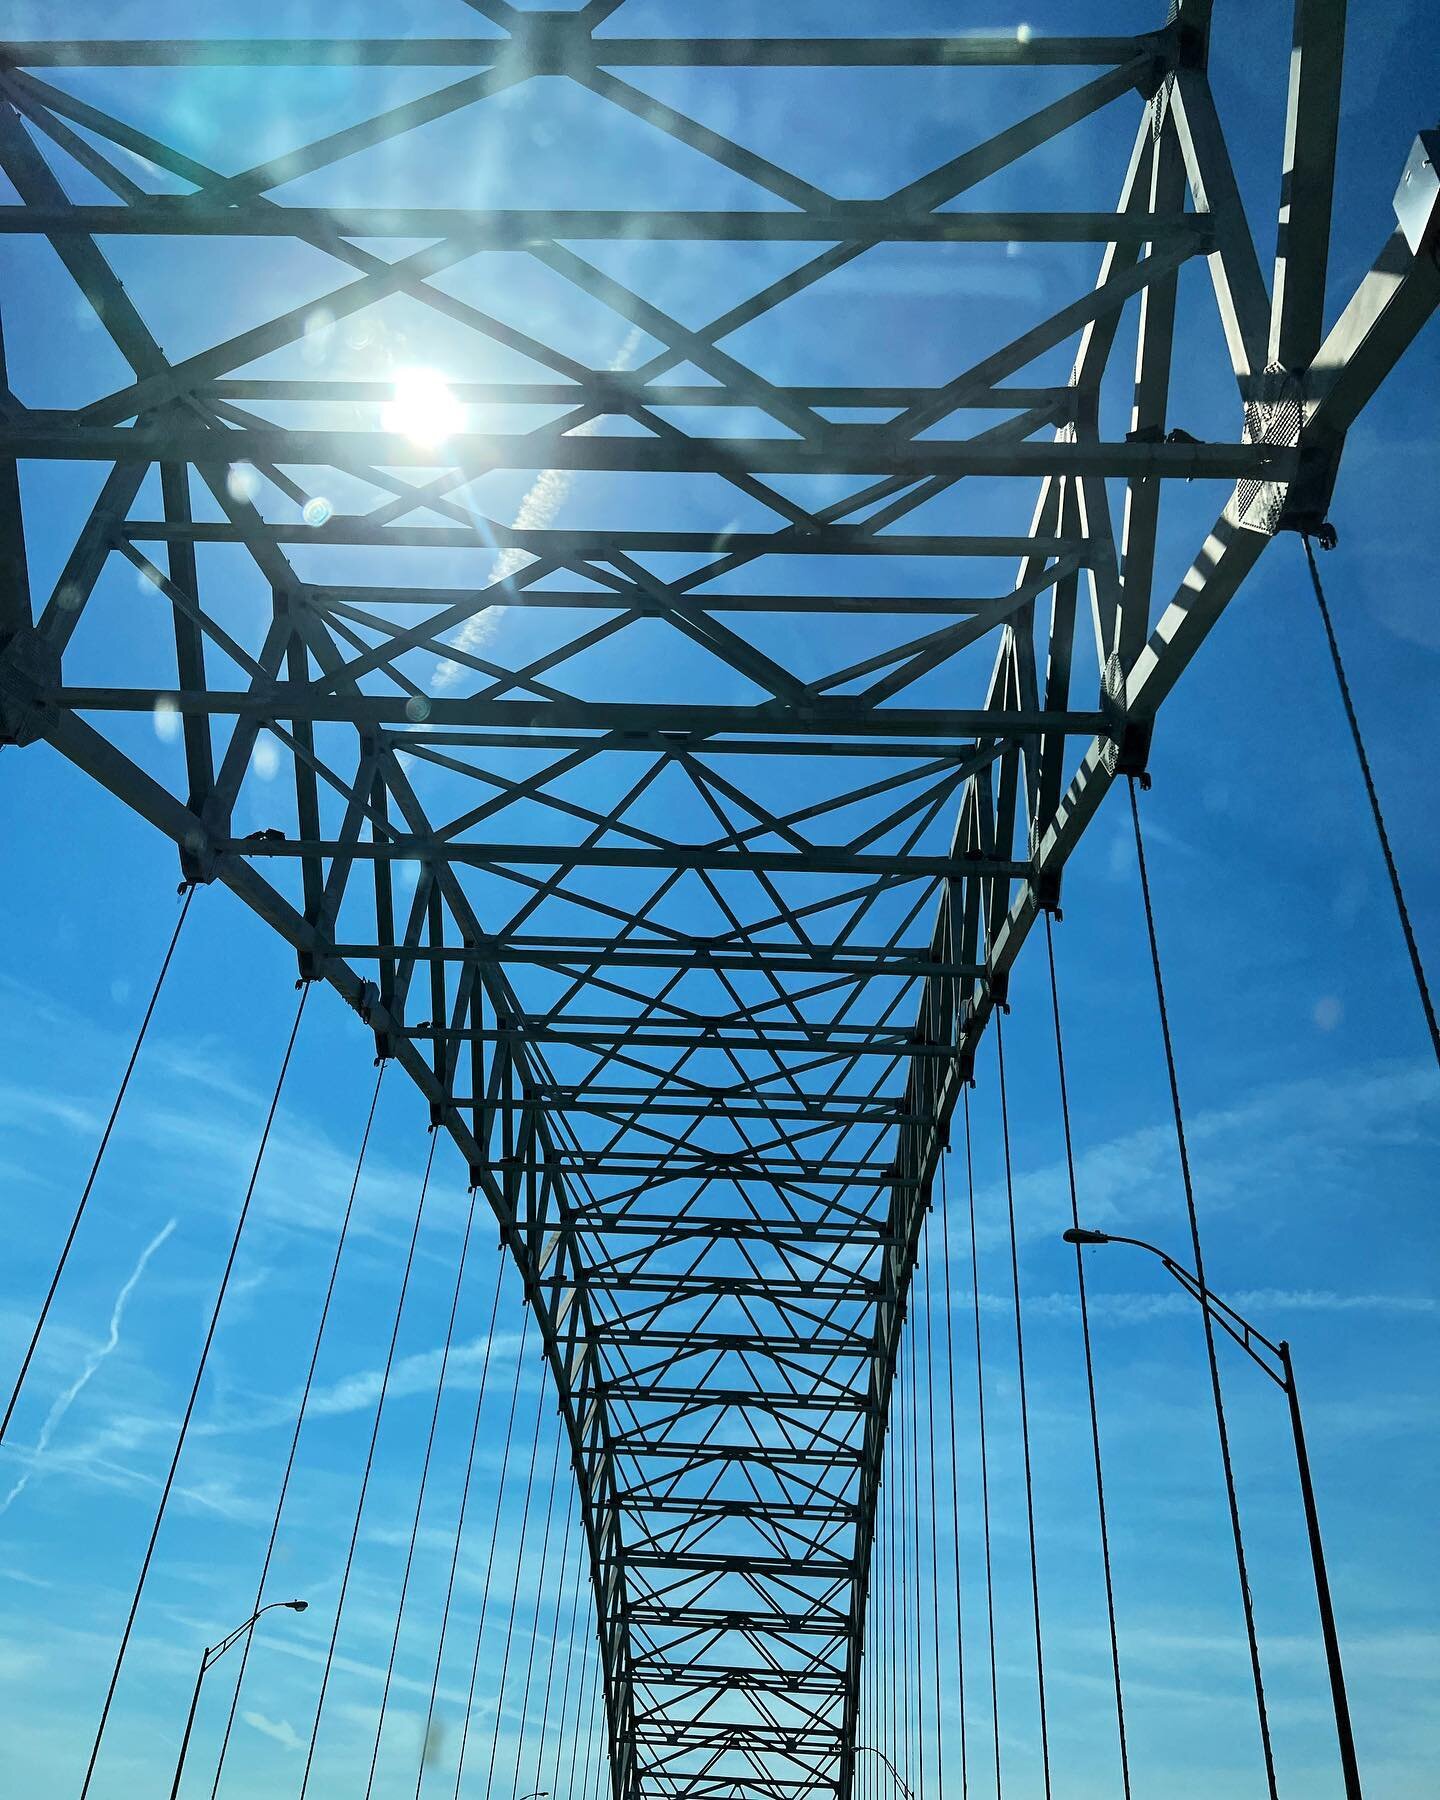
[433,326,647,689]
[1,1216,178,1515]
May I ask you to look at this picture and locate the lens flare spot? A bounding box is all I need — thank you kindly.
[226,462,258,503]
[303,496,333,529]
[383,368,465,448]
[1313,994,1343,1031]
[303,308,335,367]
[153,696,181,743]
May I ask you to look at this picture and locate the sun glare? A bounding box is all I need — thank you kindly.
[382,367,465,447]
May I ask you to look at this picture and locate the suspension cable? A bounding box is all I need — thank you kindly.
[299,1127,440,1800]
[911,1270,926,1800]
[938,1153,969,1800]
[898,1319,912,1800]
[994,1012,1052,1800]
[3,886,195,1445]
[1128,775,1279,1800]
[964,1089,1001,1800]
[414,1253,509,1797]
[863,1548,874,1800]
[364,1183,483,1799]
[1044,913,1132,1797]
[875,1417,888,1800]
[877,1519,886,1800]
[527,1478,578,1795]
[81,978,307,1800]
[211,1061,387,1797]
[878,1389,891,1799]
[449,1305,533,1800]
[586,1660,609,1800]
[547,1512,590,1800]
[474,1357,550,1800]
[562,1589,600,1800]
[1302,536,1438,1066]
[506,1420,568,1800]
[923,1216,943,1800]
[882,1418,892,1800]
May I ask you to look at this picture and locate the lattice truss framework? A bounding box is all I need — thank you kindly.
[0,4,1434,1799]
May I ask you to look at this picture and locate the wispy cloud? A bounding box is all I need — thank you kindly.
[966,1058,1439,1254]
[0,1216,176,1516]
[981,1285,1436,1325]
[0,1082,98,1137]
[0,1564,53,1589]
[301,1328,523,1420]
[242,1710,303,1753]
[0,1026,444,1254]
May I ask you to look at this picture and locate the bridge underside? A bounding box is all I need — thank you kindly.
[0,5,1433,1798]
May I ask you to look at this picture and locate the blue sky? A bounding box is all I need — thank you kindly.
[0,2,1437,1797]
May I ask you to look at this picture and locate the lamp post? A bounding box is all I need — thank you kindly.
[1063,1226,1362,1800]
[854,1744,913,1800]
[516,1790,550,1800]
[168,1599,308,1799]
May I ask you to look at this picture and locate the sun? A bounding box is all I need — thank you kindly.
[381,367,465,448]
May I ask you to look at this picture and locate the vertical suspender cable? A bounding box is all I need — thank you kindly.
[1302,537,1438,1066]
[884,1413,896,1797]
[80,978,307,1800]
[1044,913,1132,1798]
[1129,775,1279,1800]
[415,1254,509,1797]
[874,1445,885,1797]
[584,1633,609,1800]
[923,1217,944,1800]
[994,1012,1052,1800]
[562,1597,599,1800]
[910,1281,926,1800]
[547,1534,587,1800]
[878,1563,885,1800]
[364,1183,483,1799]
[528,1483,577,1795]
[450,1306,534,1800]
[882,1516,889,1800]
[211,1061,387,1797]
[865,1560,875,1800]
[300,1128,440,1800]
[910,1231,921,1800]
[3,886,195,1445]
[964,1090,1001,1800]
[475,1366,549,1800]
[897,1328,912,1800]
[506,1420,567,1800]
[938,1154,969,1800]
[883,1342,895,1792]
[907,1310,918,1800]
[912,1324,923,1797]
[870,1429,880,1794]
[587,1665,609,1800]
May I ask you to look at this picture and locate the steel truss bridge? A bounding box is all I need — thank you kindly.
[0,4,1435,1798]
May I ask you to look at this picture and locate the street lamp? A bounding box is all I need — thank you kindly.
[516,1791,550,1800]
[854,1744,913,1800]
[168,1599,308,1799]
[1063,1226,1362,1800]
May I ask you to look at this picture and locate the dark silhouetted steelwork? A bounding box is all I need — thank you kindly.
[0,4,1430,1797]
